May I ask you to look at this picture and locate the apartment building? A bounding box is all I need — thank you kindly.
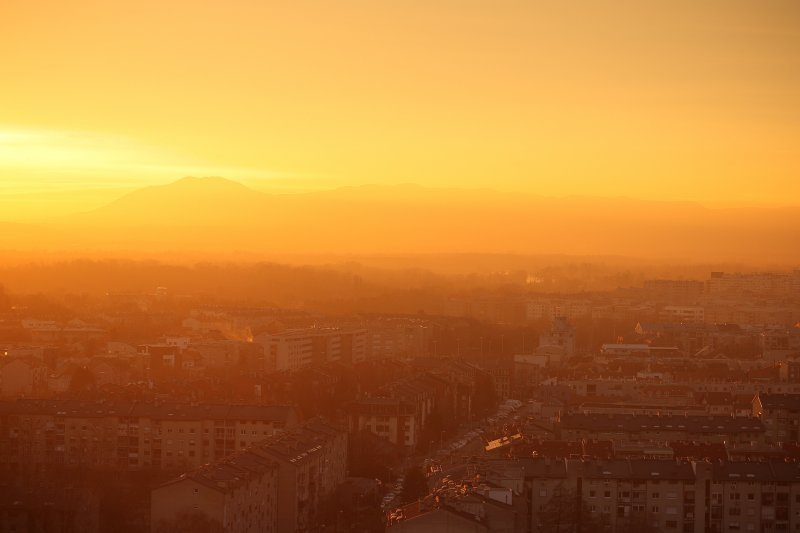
[779,361,800,384]
[574,401,710,417]
[634,322,761,355]
[254,418,348,533]
[348,398,420,450]
[705,305,800,328]
[473,457,800,533]
[0,400,299,473]
[347,372,452,450]
[764,328,800,362]
[558,413,765,445]
[643,279,705,301]
[753,393,800,443]
[600,344,680,358]
[578,459,697,532]
[423,361,477,419]
[256,328,367,372]
[0,357,48,397]
[538,317,577,359]
[152,418,346,533]
[365,319,431,359]
[484,362,513,400]
[151,449,278,533]
[387,495,519,532]
[659,306,705,324]
[0,485,99,533]
[701,461,800,533]
[708,271,800,297]
[554,377,800,399]
[525,299,591,321]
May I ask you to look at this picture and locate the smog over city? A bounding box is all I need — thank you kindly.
[1,2,799,532]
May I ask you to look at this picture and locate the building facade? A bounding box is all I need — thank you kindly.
[256,328,367,372]
[0,400,300,473]
[152,450,278,533]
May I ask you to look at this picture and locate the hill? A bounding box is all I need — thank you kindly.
[1,177,798,264]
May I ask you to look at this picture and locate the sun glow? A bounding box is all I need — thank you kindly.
[0,127,271,190]
[0,126,285,219]
[1,0,798,209]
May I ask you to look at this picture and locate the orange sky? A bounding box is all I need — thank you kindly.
[1,0,799,218]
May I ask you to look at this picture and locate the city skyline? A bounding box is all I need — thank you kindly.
[1,2,800,531]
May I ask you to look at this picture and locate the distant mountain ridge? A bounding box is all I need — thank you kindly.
[3,177,800,263]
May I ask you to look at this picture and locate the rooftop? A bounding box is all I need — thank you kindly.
[560,413,764,434]
[0,399,298,423]
[757,393,800,412]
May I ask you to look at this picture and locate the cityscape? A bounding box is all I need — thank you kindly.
[1,266,800,532]
[2,1,800,532]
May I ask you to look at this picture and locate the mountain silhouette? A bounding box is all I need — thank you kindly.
[3,177,799,263]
